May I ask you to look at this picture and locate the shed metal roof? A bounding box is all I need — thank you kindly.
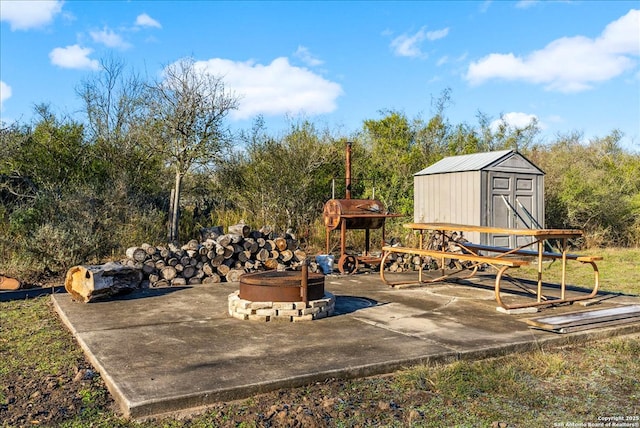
[414,149,515,176]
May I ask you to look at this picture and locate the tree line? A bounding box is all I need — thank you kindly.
[1,58,638,282]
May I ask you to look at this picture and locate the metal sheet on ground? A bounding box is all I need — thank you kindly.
[526,305,640,331]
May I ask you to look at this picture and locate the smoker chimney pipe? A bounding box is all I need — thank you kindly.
[345,141,352,200]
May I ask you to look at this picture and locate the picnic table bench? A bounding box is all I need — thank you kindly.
[380,223,602,310]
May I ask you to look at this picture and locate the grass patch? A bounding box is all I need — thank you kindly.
[517,247,640,296]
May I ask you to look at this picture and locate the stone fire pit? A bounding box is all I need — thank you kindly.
[227,270,335,322]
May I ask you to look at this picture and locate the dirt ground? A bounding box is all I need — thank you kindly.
[1,365,433,427]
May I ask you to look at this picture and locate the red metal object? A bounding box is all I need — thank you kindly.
[239,270,325,302]
[322,142,403,274]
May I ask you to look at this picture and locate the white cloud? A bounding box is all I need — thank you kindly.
[391,28,427,57]
[90,27,131,49]
[135,13,161,29]
[294,46,323,67]
[0,81,12,111]
[191,57,343,120]
[49,45,99,70]
[390,26,449,58]
[491,112,539,132]
[0,0,63,30]
[426,28,449,41]
[466,9,640,93]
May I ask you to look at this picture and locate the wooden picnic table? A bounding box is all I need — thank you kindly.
[380,222,601,310]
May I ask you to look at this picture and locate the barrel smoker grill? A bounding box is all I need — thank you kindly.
[322,142,403,274]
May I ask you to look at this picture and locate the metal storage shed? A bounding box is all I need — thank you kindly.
[413,150,545,247]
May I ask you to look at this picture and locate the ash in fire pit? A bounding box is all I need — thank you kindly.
[228,267,335,322]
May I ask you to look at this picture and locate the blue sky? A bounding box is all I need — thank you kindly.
[1,1,639,151]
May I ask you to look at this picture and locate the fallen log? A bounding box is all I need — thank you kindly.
[64,262,142,303]
[0,276,20,290]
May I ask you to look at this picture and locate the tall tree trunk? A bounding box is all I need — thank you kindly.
[168,188,175,242]
[170,170,182,244]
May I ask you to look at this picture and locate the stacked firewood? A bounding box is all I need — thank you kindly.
[123,224,316,287]
[385,230,474,272]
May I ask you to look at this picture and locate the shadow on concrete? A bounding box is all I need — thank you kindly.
[0,286,65,302]
[333,295,384,315]
[89,286,192,303]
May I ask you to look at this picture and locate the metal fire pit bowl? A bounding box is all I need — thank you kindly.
[239,270,325,302]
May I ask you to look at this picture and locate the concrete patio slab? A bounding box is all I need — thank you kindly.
[51,272,640,419]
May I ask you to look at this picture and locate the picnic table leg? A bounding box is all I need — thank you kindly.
[495,265,514,309]
[537,240,543,302]
[561,238,568,300]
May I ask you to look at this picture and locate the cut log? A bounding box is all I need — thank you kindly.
[216,234,232,247]
[293,249,306,261]
[141,243,157,256]
[0,276,20,290]
[255,248,270,262]
[202,263,215,276]
[142,260,156,275]
[64,262,142,303]
[243,238,259,253]
[308,261,319,273]
[228,223,250,237]
[223,246,234,259]
[183,239,200,251]
[160,266,178,281]
[125,247,147,263]
[225,269,245,283]
[274,237,288,251]
[200,226,224,241]
[264,258,279,270]
[186,250,197,259]
[171,277,187,286]
[182,265,196,279]
[202,273,221,284]
[259,225,272,236]
[217,264,231,276]
[279,249,294,262]
[210,255,224,267]
[237,250,251,263]
[229,233,244,244]
[159,247,171,259]
[154,279,170,287]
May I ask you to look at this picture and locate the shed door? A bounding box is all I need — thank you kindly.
[488,173,537,247]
